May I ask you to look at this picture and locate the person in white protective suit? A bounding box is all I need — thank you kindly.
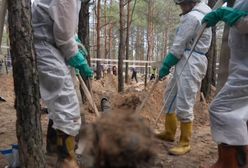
[156,0,212,155]
[202,0,248,167]
[32,0,93,167]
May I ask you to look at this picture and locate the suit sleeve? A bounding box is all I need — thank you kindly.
[49,0,78,60]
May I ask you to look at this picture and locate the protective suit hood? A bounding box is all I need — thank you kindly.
[192,2,211,15]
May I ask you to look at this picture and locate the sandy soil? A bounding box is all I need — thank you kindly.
[0,74,218,168]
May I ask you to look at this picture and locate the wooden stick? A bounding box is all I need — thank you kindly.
[211,85,216,92]
[200,92,207,105]
[78,75,100,117]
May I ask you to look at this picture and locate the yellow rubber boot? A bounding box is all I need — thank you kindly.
[156,113,177,142]
[56,130,79,168]
[168,122,192,155]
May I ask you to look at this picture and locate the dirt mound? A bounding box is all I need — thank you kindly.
[140,81,166,122]
[78,112,155,168]
[0,74,14,103]
[116,94,141,110]
[92,74,118,93]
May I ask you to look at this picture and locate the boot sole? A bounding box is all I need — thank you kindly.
[168,148,191,156]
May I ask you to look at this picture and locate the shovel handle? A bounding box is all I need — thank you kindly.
[78,75,100,117]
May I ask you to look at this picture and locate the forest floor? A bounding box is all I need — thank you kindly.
[0,73,218,168]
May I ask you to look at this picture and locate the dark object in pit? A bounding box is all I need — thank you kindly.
[77,112,155,168]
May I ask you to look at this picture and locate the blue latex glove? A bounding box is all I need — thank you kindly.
[68,52,93,78]
[159,53,179,79]
[202,7,248,27]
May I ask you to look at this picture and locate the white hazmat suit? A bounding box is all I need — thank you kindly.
[209,0,248,145]
[164,2,212,122]
[32,0,82,136]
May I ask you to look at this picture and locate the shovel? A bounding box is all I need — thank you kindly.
[78,75,100,117]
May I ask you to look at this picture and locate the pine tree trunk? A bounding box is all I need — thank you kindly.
[104,0,108,59]
[118,0,125,92]
[78,0,91,65]
[162,29,168,59]
[216,0,235,92]
[200,0,218,100]
[92,8,96,60]
[125,0,131,84]
[109,23,113,59]
[201,27,216,101]
[108,0,113,61]
[135,27,141,60]
[211,28,217,87]
[141,29,145,74]
[96,0,101,79]
[8,0,45,167]
[112,35,117,59]
[78,0,91,104]
[216,25,230,92]
[0,0,7,54]
[130,28,135,61]
[145,0,154,87]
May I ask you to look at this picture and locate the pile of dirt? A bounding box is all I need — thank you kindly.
[100,78,210,131]
[77,111,155,168]
[0,74,14,103]
[116,93,141,110]
[92,74,118,94]
[112,80,165,112]
[0,74,17,150]
[87,79,167,130]
[85,74,118,116]
[140,81,166,123]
